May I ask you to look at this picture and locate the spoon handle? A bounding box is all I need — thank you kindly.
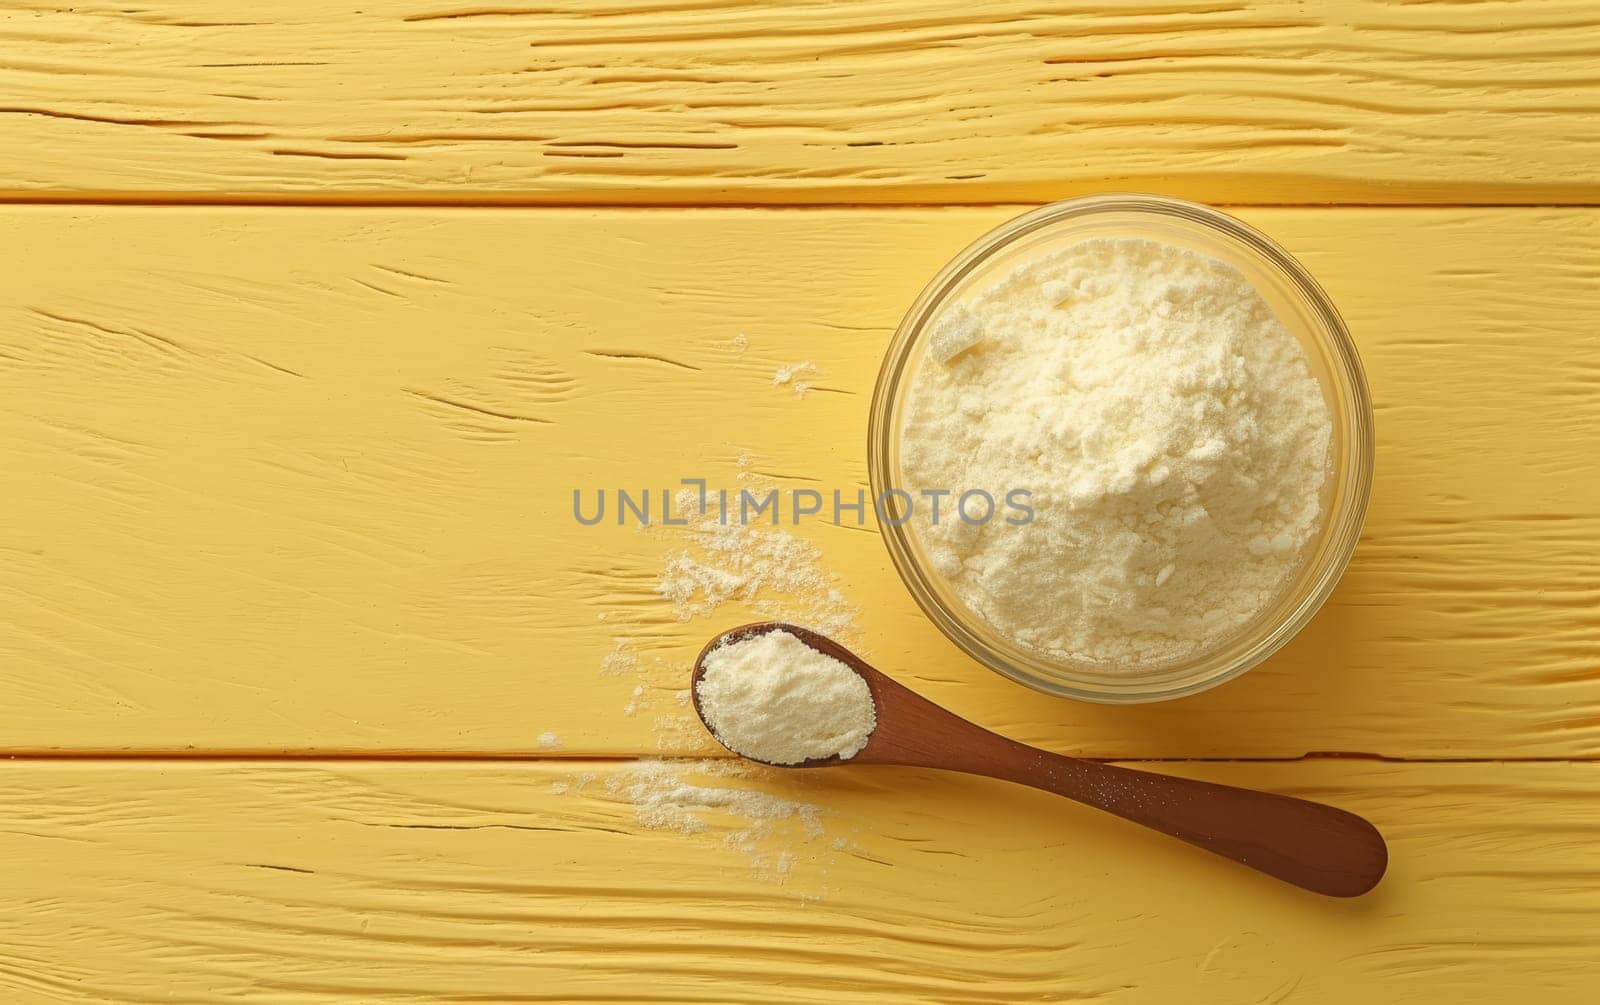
[984,745,1387,897]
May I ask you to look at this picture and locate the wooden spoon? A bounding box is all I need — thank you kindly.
[692,622,1387,898]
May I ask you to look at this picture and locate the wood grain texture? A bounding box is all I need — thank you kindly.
[0,759,1596,1003]
[3,0,1600,204]
[3,206,1598,757]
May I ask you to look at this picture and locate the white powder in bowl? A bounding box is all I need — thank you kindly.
[695,629,876,765]
[900,237,1332,668]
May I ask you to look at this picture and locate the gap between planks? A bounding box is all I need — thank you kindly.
[3,192,1600,210]
[3,752,1597,764]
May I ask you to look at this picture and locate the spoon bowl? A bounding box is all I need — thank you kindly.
[693,622,1387,898]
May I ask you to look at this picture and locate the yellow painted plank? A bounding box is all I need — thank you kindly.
[0,759,1595,1002]
[2,206,1598,757]
[2,1,1599,204]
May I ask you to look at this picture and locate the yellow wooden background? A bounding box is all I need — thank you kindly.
[2,1,1598,1001]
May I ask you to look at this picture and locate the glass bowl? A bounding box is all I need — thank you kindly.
[868,194,1374,703]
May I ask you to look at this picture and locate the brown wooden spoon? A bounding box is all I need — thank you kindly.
[692,622,1387,898]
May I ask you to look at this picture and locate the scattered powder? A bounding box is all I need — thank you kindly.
[592,627,709,752]
[623,683,648,716]
[606,760,823,836]
[773,360,818,397]
[649,681,709,751]
[696,629,877,765]
[652,714,706,752]
[548,770,595,797]
[901,237,1332,667]
[598,637,640,676]
[654,489,859,640]
[572,439,866,889]
[603,759,835,881]
[728,332,749,355]
[535,731,562,751]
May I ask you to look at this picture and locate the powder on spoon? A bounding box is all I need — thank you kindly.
[695,629,876,765]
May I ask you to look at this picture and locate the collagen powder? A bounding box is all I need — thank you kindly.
[900,238,1332,667]
[696,629,876,764]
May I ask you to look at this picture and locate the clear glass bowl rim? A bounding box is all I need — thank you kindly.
[867,193,1375,703]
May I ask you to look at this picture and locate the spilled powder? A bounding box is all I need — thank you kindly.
[773,361,818,397]
[572,467,864,891]
[696,629,876,765]
[597,759,841,882]
[547,771,594,797]
[654,489,858,641]
[599,635,704,750]
[606,760,822,836]
[614,482,861,758]
[639,686,703,750]
[598,637,640,677]
[623,683,648,716]
[535,731,562,751]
